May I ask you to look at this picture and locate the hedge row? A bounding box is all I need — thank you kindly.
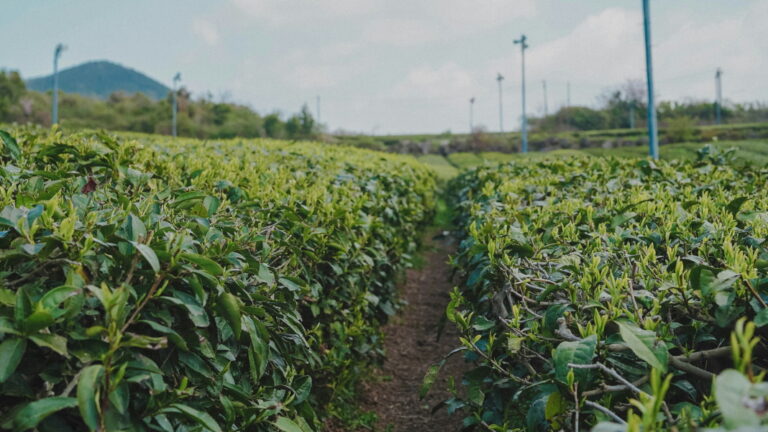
[0,127,435,431]
[436,147,768,431]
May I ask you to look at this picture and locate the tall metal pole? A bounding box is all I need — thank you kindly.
[52,44,66,125]
[566,81,571,107]
[497,73,504,133]
[715,68,723,125]
[542,80,548,117]
[642,0,659,159]
[316,95,321,123]
[469,97,475,132]
[514,35,529,153]
[172,73,181,138]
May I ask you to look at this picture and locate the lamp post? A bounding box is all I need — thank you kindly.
[52,43,66,125]
[514,35,529,153]
[642,0,659,159]
[172,73,181,138]
[496,74,504,133]
[469,97,475,132]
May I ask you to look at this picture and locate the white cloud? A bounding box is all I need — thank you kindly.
[363,18,438,47]
[192,19,220,46]
[390,63,475,99]
[231,0,376,25]
[530,8,644,85]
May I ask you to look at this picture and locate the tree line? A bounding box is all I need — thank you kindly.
[531,80,768,133]
[0,70,319,140]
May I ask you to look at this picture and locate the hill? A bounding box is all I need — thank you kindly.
[26,60,170,100]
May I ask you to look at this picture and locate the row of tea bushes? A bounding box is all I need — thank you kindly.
[436,149,768,431]
[0,127,435,431]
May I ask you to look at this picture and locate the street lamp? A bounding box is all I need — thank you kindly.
[172,72,181,138]
[52,43,66,125]
[514,35,529,153]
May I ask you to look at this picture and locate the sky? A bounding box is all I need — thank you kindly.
[2,0,767,135]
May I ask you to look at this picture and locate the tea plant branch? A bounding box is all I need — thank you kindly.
[467,339,526,383]
[744,278,768,308]
[121,272,166,334]
[583,400,626,425]
[669,356,714,380]
[6,258,80,287]
[673,346,731,363]
[570,362,674,421]
[569,362,646,396]
[582,376,650,397]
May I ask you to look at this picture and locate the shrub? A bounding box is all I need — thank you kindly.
[432,152,768,430]
[0,127,435,431]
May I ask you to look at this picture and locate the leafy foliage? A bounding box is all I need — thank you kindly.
[0,126,435,431]
[441,151,768,430]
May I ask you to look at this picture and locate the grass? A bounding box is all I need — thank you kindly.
[416,154,459,182]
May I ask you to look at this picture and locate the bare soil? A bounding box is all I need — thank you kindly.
[358,233,467,432]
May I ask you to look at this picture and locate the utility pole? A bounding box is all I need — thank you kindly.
[496,73,504,133]
[514,34,529,153]
[172,73,181,138]
[469,97,475,132]
[316,95,321,123]
[642,0,659,159]
[542,80,549,117]
[52,43,66,125]
[566,81,571,107]
[629,102,636,129]
[715,68,723,125]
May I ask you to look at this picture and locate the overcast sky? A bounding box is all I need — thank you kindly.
[3,1,767,134]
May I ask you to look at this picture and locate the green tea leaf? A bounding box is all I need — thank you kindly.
[77,365,104,431]
[553,335,597,384]
[132,242,160,272]
[181,253,223,276]
[0,129,21,160]
[12,397,77,431]
[158,403,222,432]
[0,337,26,382]
[617,321,668,372]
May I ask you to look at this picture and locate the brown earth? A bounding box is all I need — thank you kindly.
[357,233,467,432]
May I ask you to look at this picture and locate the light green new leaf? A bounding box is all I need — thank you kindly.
[77,365,104,431]
[0,337,26,382]
[617,321,668,372]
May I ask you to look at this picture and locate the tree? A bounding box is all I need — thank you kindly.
[0,70,26,121]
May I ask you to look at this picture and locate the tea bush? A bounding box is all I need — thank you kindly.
[0,127,435,431]
[435,149,768,430]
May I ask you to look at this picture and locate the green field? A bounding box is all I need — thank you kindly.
[417,139,768,176]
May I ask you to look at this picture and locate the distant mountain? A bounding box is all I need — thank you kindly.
[26,60,170,100]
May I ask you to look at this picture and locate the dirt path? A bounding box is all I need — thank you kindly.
[359,233,466,432]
